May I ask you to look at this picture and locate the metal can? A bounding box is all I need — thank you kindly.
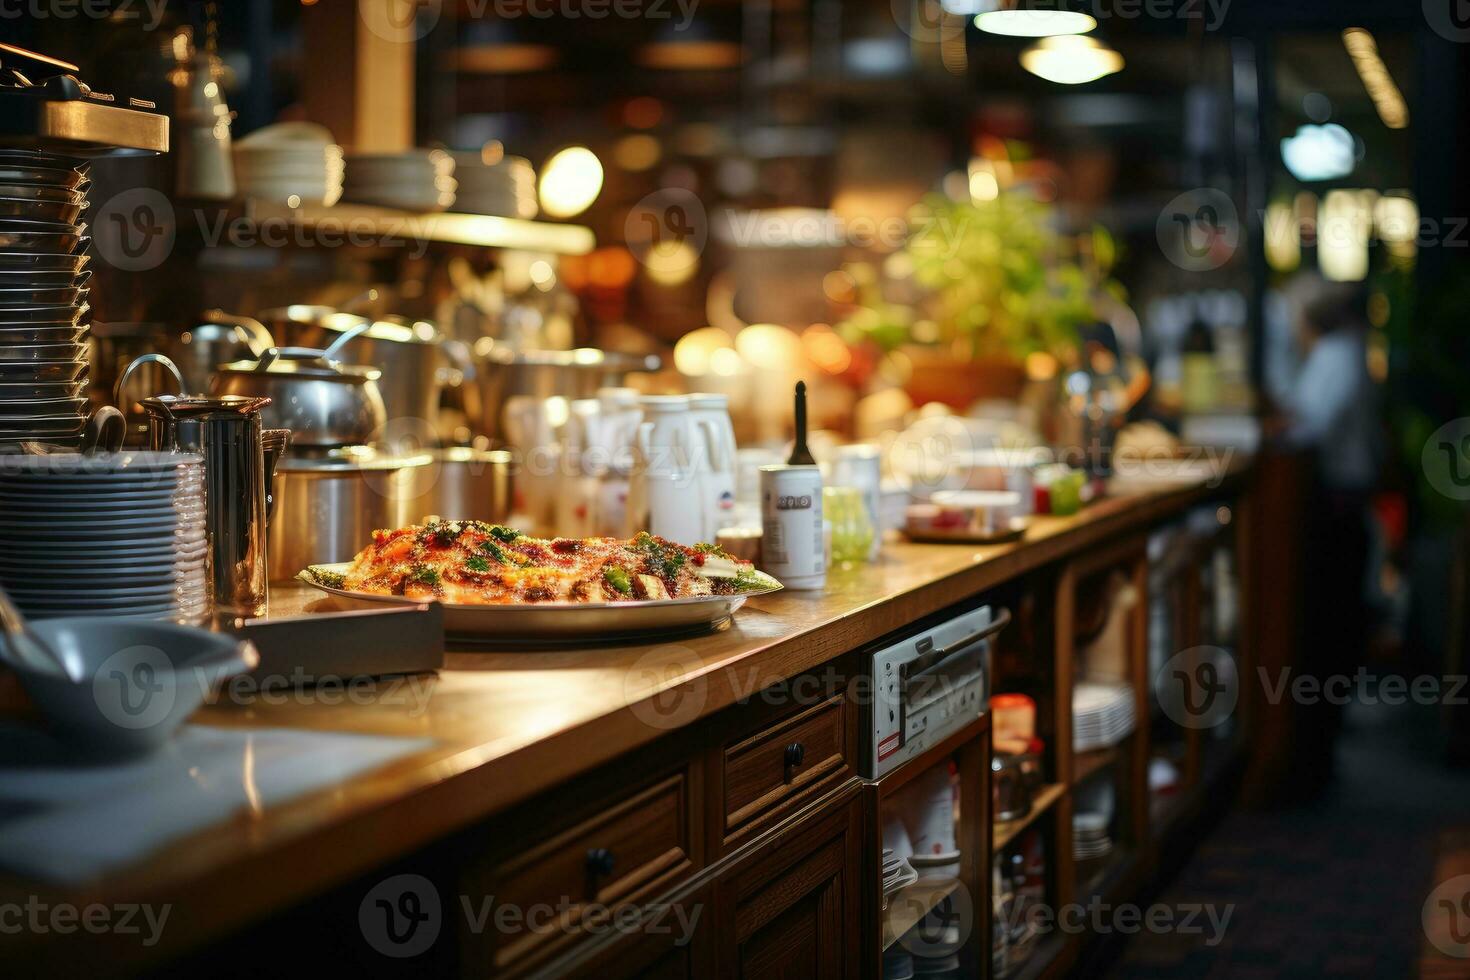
[759,463,826,590]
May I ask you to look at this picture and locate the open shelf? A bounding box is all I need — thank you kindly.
[994,782,1066,852]
[241,200,597,254]
[1072,745,1118,784]
[882,878,961,951]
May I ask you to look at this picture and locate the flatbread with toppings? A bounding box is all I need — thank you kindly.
[301,521,781,604]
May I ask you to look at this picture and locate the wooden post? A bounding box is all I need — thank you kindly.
[301,1,416,151]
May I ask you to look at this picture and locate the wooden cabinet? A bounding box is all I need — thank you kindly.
[711,785,864,980]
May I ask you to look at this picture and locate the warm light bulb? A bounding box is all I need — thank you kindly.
[975,9,1096,36]
[538,147,604,218]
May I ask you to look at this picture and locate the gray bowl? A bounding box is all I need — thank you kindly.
[14,618,259,759]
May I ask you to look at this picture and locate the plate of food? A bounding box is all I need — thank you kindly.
[297,521,783,641]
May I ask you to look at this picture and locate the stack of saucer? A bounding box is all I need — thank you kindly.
[0,150,93,452]
[1072,681,1136,751]
[451,152,536,218]
[0,452,208,622]
[882,847,918,900]
[1072,812,1113,861]
[233,122,344,207]
[342,150,455,212]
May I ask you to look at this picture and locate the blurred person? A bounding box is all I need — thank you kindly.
[1277,273,1383,795]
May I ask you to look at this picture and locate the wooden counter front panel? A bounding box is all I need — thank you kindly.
[467,770,697,974]
[712,786,864,979]
[721,694,852,844]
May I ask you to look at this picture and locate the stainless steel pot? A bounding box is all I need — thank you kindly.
[396,447,513,525]
[268,448,432,580]
[468,342,660,444]
[167,310,274,394]
[263,306,463,449]
[211,327,386,450]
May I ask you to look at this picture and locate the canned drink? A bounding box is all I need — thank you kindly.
[829,443,883,561]
[759,463,826,590]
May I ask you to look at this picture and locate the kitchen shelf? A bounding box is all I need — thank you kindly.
[241,200,596,254]
[1071,746,1118,784]
[882,878,962,951]
[994,782,1066,852]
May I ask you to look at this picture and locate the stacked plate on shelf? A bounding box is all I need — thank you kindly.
[1072,680,1136,751]
[341,150,456,212]
[882,847,917,902]
[451,152,537,218]
[0,150,93,452]
[1072,812,1113,861]
[233,122,344,207]
[0,452,209,622]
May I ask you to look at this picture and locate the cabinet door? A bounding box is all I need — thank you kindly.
[712,789,864,980]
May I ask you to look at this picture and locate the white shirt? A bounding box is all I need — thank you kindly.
[1286,329,1380,491]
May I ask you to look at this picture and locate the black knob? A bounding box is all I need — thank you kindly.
[586,847,615,878]
[784,742,806,770]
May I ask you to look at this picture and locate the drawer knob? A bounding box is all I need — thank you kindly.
[784,741,806,780]
[586,847,615,878]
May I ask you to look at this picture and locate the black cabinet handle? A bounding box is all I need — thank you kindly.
[784,741,806,781]
[586,847,615,878]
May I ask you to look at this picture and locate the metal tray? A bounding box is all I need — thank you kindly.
[298,562,782,641]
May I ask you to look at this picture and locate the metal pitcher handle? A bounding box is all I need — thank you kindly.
[200,309,274,357]
[114,353,186,439]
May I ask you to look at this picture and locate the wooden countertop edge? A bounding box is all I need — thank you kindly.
[0,469,1250,969]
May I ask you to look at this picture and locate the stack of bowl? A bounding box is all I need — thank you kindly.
[342,150,456,212]
[0,150,92,452]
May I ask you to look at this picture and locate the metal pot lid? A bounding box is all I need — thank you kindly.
[140,393,273,418]
[260,306,444,346]
[216,356,381,382]
[279,446,433,473]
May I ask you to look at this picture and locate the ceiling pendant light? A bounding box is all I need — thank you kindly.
[973,1,1097,37]
[1020,35,1123,84]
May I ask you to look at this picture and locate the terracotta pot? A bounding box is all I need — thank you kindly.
[900,346,1027,410]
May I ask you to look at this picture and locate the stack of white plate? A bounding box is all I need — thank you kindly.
[1072,680,1136,751]
[341,150,455,212]
[882,848,917,899]
[0,452,208,622]
[233,122,344,207]
[1073,812,1113,861]
[451,152,536,218]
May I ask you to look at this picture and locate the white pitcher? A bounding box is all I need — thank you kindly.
[688,392,737,541]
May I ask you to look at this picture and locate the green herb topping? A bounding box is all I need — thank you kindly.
[603,565,633,595]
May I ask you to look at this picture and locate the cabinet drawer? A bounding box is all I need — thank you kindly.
[722,695,852,841]
[479,772,695,971]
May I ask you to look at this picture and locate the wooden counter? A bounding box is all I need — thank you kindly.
[0,470,1249,974]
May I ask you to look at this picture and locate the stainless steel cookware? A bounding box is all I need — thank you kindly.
[467,342,660,444]
[396,447,513,525]
[268,447,432,580]
[210,323,386,450]
[168,309,274,393]
[137,392,284,619]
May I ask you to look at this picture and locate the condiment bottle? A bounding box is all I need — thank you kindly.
[759,381,826,590]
